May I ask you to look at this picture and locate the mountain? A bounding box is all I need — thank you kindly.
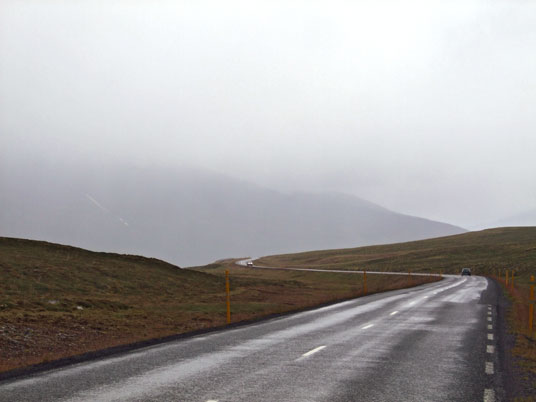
[0,160,466,266]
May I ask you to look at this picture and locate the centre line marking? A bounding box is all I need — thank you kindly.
[487,345,494,353]
[488,311,492,316]
[390,311,398,316]
[362,324,374,329]
[488,324,493,330]
[302,345,326,357]
[488,334,494,340]
[487,317,492,322]
[484,389,495,402]
[485,362,494,375]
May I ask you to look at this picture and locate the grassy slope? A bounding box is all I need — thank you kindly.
[0,237,226,371]
[257,227,536,282]
[0,237,437,373]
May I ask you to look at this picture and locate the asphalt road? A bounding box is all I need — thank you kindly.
[0,275,503,402]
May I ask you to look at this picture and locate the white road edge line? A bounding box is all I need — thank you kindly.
[302,345,326,357]
[206,400,219,402]
[390,311,398,316]
[362,324,374,329]
[484,389,495,402]
[485,362,494,375]
[487,345,494,353]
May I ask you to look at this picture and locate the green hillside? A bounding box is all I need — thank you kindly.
[0,237,222,308]
[0,237,227,373]
[257,227,536,281]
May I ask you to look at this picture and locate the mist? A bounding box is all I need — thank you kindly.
[1,0,535,234]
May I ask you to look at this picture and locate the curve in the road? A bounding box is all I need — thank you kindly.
[0,272,503,402]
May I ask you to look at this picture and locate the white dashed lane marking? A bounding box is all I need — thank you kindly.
[389,311,398,316]
[302,345,326,357]
[484,306,496,399]
[362,324,374,329]
[484,389,495,402]
[485,362,494,375]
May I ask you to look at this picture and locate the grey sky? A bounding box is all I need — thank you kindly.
[1,0,535,228]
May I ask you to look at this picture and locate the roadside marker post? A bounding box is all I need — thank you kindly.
[363,271,367,296]
[529,275,534,334]
[225,270,231,324]
[511,270,515,289]
[505,269,509,286]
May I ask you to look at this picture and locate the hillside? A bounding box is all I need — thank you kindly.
[0,236,224,371]
[0,160,465,266]
[257,227,536,280]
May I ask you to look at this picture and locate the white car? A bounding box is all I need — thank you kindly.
[246,261,254,267]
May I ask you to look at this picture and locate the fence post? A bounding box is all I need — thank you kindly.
[505,269,509,286]
[225,270,231,324]
[363,271,367,296]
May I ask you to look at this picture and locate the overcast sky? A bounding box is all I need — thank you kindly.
[1,0,535,228]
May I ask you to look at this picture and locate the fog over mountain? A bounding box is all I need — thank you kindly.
[0,160,465,266]
[473,209,536,231]
[1,1,536,231]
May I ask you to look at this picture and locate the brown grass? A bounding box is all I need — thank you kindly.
[491,273,536,395]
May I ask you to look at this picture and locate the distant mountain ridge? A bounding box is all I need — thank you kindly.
[0,161,466,266]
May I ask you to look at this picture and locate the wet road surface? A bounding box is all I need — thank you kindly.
[0,275,502,402]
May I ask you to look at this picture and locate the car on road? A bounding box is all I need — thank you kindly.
[247,261,254,267]
[461,267,471,276]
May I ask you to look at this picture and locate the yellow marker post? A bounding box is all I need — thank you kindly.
[363,271,367,296]
[505,269,509,286]
[225,270,231,324]
[529,275,534,333]
[511,270,514,289]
